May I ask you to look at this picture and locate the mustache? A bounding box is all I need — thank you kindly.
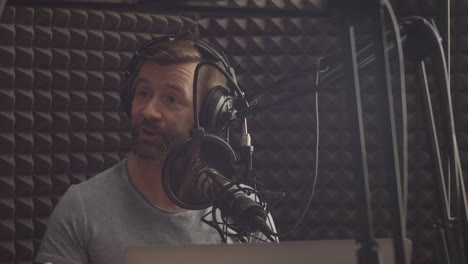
[132,118,190,147]
[132,119,169,143]
[137,119,166,134]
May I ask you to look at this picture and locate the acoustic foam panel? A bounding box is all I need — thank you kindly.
[0,5,197,263]
[0,1,466,264]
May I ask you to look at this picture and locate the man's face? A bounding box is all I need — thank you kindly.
[130,62,197,160]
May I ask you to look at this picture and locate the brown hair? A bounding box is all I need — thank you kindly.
[136,38,227,105]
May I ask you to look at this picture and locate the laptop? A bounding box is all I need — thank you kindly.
[125,238,412,264]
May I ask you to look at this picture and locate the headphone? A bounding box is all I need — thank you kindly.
[120,34,244,135]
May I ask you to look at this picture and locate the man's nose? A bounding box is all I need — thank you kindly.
[141,98,163,121]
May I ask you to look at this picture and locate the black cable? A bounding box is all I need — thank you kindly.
[241,58,322,239]
[275,87,320,238]
[255,58,323,239]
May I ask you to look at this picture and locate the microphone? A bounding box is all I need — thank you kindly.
[161,128,274,236]
[196,167,273,234]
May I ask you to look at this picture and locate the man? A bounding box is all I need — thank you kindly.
[35,36,274,264]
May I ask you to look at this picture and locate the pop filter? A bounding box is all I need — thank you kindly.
[162,128,237,210]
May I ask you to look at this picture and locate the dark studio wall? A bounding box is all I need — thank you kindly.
[0,1,467,264]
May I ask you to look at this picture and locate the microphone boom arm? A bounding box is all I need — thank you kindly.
[238,22,406,119]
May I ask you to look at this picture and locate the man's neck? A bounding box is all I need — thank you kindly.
[127,155,182,211]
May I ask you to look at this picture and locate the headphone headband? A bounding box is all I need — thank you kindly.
[124,34,232,80]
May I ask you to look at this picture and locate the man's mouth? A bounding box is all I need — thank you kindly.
[143,127,158,135]
[140,126,164,141]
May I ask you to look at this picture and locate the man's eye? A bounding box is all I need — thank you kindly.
[137,90,149,97]
[167,96,178,104]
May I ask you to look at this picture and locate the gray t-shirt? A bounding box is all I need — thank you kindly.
[35,159,270,264]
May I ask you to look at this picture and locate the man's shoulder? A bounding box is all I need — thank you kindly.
[78,159,128,188]
[70,158,129,200]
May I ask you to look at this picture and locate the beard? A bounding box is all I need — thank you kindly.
[131,120,187,161]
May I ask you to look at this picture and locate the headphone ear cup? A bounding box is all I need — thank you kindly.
[200,85,234,134]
